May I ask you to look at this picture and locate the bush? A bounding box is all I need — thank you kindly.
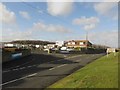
[74,47,81,51]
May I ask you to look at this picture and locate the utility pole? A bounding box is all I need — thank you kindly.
[86,30,88,41]
[86,30,88,49]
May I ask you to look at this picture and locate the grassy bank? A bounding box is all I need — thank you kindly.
[48,53,119,88]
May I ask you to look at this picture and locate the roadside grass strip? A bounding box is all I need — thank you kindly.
[48,52,119,88]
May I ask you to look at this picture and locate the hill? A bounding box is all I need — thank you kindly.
[4,40,55,45]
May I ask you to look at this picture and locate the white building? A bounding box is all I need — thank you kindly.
[106,48,116,53]
[35,45,40,48]
[4,43,22,48]
[47,44,56,49]
[55,41,65,47]
[4,43,14,47]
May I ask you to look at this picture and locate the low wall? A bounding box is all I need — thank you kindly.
[81,48,106,54]
[2,49,31,63]
[69,48,106,54]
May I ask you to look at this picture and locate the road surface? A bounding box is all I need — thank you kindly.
[2,52,105,89]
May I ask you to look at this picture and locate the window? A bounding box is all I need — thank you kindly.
[72,42,75,45]
[80,42,84,45]
[68,42,71,45]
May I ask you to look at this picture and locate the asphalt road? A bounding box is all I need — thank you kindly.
[2,52,105,89]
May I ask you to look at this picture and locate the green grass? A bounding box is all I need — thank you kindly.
[48,52,119,88]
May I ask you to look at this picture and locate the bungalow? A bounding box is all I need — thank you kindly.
[66,40,92,48]
[47,44,56,49]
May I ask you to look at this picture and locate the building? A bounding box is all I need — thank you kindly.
[106,48,116,53]
[4,43,15,47]
[55,41,65,47]
[47,44,56,49]
[66,40,92,48]
[35,45,40,48]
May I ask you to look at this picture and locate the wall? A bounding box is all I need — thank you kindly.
[2,49,31,63]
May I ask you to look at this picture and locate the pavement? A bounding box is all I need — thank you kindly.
[2,51,105,89]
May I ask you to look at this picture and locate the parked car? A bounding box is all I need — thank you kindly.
[60,47,74,51]
[60,47,72,53]
[43,48,49,51]
[66,48,74,51]
[60,47,67,51]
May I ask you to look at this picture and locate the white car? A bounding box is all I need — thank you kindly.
[66,48,74,51]
[60,47,67,50]
[43,48,49,51]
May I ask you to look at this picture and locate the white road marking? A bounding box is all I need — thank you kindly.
[18,60,34,67]
[57,64,67,68]
[49,64,67,71]
[3,64,38,73]
[0,73,37,86]
[49,68,55,70]
[27,73,37,77]
[3,60,34,72]
[1,55,84,85]
[3,55,82,73]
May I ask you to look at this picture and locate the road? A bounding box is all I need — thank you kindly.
[2,52,105,89]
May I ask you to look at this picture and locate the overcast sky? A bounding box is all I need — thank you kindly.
[0,1,118,48]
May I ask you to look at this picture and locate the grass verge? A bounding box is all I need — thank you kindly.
[48,52,119,88]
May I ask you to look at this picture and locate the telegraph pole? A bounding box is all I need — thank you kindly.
[86,30,88,41]
[86,30,88,49]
